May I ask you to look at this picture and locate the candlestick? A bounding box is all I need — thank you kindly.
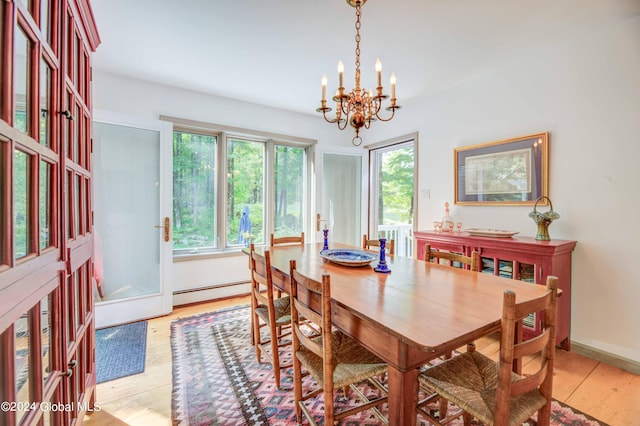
[338,60,344,88]
[322,228,329,251]
[374,238,391,273]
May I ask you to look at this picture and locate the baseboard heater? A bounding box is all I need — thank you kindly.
[173,280,250,295]
[173,281,251,307]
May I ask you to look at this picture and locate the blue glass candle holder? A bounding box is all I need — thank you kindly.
[374,238,391,273]
[322,228,329,251]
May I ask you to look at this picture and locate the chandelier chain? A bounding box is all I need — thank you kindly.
[355,1,361,87]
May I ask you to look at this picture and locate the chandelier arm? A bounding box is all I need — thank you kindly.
[337,118,349,130]
[320,109,340,124]
[374,106,399,122]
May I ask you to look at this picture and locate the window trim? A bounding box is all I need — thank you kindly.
[164,116,316,259]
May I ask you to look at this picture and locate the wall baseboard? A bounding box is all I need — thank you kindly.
[571,341,640,375]
[173,281,250,307]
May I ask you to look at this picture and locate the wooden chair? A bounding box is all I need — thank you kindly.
[362,234,395,255]
[289,260,388,425]
[418,275,559,426]
[249,244,292,389]
[270,232,304,246]
[423,243,478,271]
[422,243,480,417]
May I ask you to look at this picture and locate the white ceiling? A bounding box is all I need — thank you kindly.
[90,0,640,116]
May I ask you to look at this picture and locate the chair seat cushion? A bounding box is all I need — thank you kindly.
[255,296,291,326]
[296,331,387,389]
[419,351,547,425]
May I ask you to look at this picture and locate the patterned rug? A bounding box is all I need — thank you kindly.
[170,305,608,426]
[96,321,148,383]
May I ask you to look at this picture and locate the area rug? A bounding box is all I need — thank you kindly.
[171,305,608,426]
[96,321,147,383]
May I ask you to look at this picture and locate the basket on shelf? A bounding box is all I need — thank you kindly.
[528,196,559,241]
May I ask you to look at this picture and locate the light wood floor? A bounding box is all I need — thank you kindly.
[84,296,640,426]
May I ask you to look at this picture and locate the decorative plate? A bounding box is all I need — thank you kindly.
[319,249,377,267]
[465,228,519,238]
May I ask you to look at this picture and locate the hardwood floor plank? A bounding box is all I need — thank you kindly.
[565,361,640,425]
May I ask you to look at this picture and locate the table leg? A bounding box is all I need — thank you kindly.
[387,365,419,426]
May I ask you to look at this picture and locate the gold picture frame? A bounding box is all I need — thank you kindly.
[454,132,549,205]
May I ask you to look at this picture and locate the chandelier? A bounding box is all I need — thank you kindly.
[316,0,400,146]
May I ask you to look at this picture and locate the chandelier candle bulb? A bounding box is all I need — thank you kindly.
[338,60,344,88]
[321,74,327,102]
[390,72,396,99]
[375,58,382,87]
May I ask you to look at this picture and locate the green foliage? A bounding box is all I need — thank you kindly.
[172,131,216,249]
[226,139,264,244]
[379,146,414,224]
[13,150,29,258]
[274,146,304,237]
[173,134,307,250]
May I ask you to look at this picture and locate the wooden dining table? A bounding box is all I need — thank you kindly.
[249,242,552,426]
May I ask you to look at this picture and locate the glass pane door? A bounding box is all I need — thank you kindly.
[321,153,362,246]
[92,115,173,327]
[369,141,415,257]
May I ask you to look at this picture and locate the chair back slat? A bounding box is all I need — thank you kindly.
[423,244,479,271]
[271,232,305,246]
[510,364,548,396]
[250,246,274,299]
[513,328,549,360]
[295,326,324,358]
[362,234,395,255]
[514,295,550,321]
[293,298,322,327]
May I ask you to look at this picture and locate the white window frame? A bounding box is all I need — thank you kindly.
[364,132,419,258]
[163,116,315,259]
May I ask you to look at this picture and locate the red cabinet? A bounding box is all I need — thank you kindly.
[1,1,99,425]
[415,231,576,350]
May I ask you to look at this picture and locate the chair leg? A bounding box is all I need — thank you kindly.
[324,382,334,426]
[253,314,262,363]
[439,395,449,421]
[293,356,303,423]
[270,321,282,388]
[537,403,552,426]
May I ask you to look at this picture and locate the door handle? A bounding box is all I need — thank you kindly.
[154,217,170,242]
[316,214,327,232]
[64,359,77,377]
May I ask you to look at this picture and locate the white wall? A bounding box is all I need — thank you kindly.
[93,14,640,362]
[92,72,355,304]
[370,16,640,363]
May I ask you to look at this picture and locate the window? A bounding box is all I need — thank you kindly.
[170,120,313,256]
[273,145,306,238]
[226,137,264,246]
[172,130,217,252]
